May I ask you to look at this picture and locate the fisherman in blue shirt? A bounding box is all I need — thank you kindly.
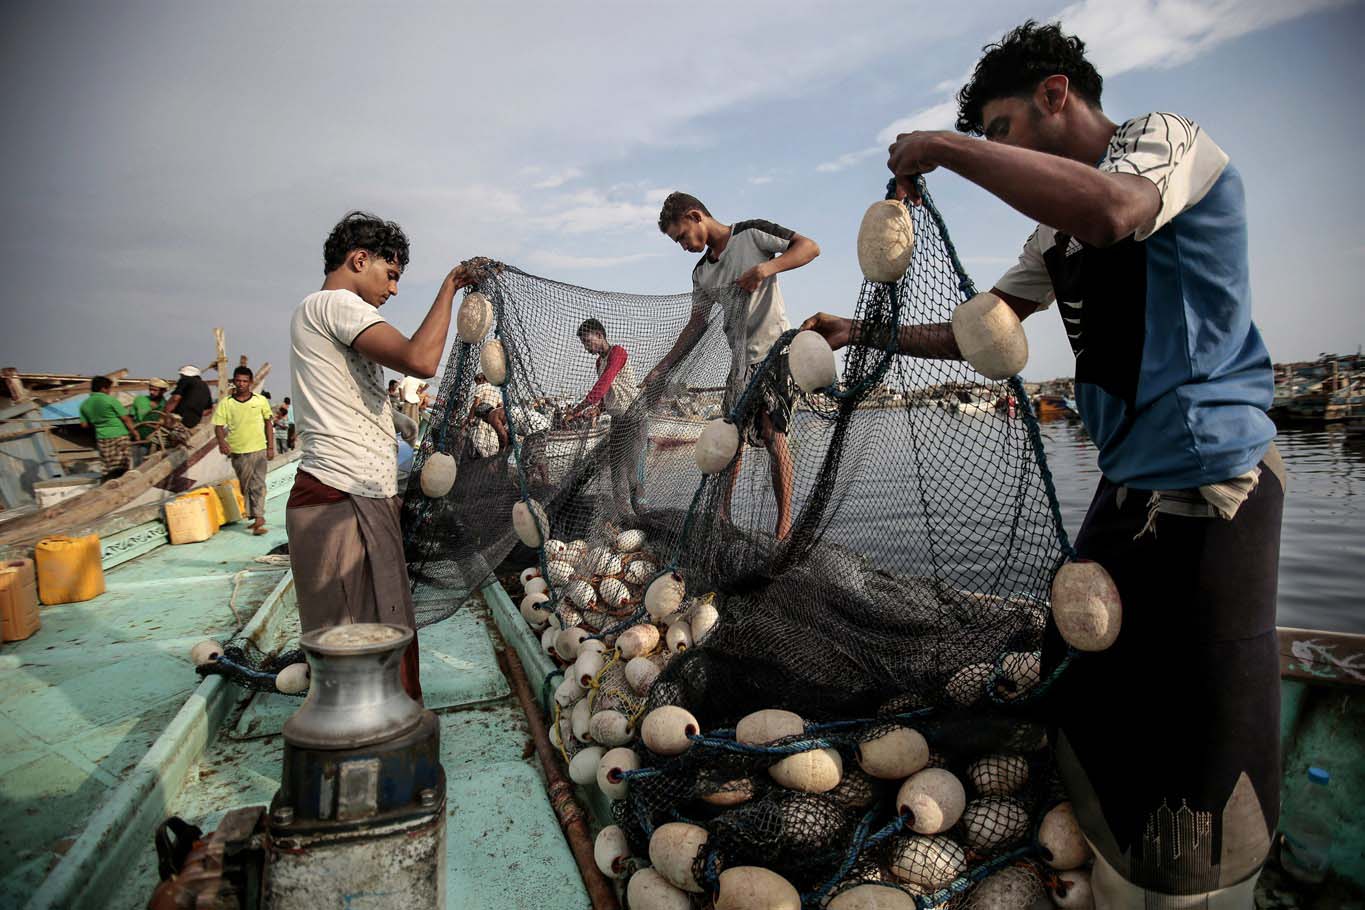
[804,21,1282,908]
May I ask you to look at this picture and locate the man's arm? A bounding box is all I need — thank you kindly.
[737,233,821,292]
[889,132,1159,248]
[158,394,181,427]
[800,289,1038,357]
[263,416,275,458]
[352,262,485,378]
[645,309,710,388]
[569,347,628,418]
[214,424,231,456]
[121,415,137,436]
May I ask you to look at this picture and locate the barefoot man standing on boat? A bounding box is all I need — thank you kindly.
[803,22,1282,907]
[650,193,820,540]
[287,211,484,703]
[212,364,274,535]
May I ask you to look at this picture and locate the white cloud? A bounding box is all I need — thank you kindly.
[819,0,1345,173]
[525,250,665,270]
[874,99,960,145]
[816,147,881,173]
[532,167,584,189]
[1060,0,1348,76]
[748,175,775,185]
[535,189,661,235]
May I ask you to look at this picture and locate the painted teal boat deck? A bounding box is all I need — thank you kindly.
[2,457,593,909]
[98,595,590,910]
[0,470,294,906]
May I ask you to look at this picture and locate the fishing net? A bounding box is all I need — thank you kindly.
[395,179,1084,907]
[201,177,1086,905]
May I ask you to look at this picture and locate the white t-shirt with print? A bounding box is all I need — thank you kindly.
[290,289,399,498]
[994,112,1230,309]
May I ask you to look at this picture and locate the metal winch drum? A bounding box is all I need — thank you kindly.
[267,623,446,909]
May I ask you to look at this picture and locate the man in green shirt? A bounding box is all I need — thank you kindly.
[130,378,169,440]
[212,365,275,535]
[79,375,136,479]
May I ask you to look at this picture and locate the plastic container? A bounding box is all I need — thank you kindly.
[35,535,106,605]
[0,558,41,641]
[165,496,216,544]
[181,487,225,529]
[213,479,247,524]
[1280,766,1332,884]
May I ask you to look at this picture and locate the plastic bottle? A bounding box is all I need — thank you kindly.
[1280,766,1332,884]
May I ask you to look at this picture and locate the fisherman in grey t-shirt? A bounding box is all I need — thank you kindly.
[651,192,820,540]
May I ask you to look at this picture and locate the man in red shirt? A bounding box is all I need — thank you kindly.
[566,318,641,520]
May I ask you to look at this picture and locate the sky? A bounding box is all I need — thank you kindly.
[2,0,1363,396]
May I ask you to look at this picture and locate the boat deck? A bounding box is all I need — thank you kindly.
[3,462,591,909]
[0,477,292,904]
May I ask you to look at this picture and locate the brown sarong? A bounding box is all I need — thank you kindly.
[96,435,132,474]
[286,477,422,701]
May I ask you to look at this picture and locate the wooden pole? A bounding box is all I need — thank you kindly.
[214,328,228,399]
[2,368,30,402]
[496,643,622,910]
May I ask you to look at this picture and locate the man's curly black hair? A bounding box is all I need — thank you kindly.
[955,20,1103,136]
[322,211,411,275]
[657,192,710,233]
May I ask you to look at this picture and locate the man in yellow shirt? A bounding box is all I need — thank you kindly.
[212,365,275,535]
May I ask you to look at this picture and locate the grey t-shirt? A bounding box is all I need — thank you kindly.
[691,219,795,365]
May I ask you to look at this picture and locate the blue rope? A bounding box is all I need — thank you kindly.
[539,668,564,715]
[803,808,883,906]
[683,733,843,755]
[701,849,723,893]
[204,654,279,686]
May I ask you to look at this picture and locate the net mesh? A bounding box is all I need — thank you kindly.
[208,179,1082,906]
[399,181,1079,906]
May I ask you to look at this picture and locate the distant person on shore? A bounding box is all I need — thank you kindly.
[159,365,213,447]
[274,397,294,452]
[80,375,136,479]
[565,318,641,518]
[466,372,508,450]
[287,210,486,703]
[650,192,820,540]
[213,365,275,535]
[130,377,169,440]
[801,22,1281,905]
[398,374,426,423]
[388,378,402,412]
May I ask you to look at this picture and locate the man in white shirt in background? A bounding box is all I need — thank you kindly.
[466,371,509,450]
[397,374,427,423]
[287,210,484,702]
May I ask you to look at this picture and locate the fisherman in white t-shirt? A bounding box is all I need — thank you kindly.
[649,192,820,540]
[465,372,508,450]
[287,210,486,703]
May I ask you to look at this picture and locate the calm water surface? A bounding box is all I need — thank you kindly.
[737,411,1365,634]
[1032,420,1365,634]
